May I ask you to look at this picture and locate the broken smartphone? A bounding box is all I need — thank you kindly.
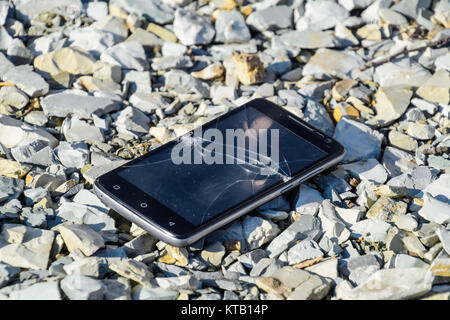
[94,98,345,247]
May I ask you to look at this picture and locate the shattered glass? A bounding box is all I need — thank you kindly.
[118,106,328,226]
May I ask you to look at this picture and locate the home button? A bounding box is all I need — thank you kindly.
[113,185,121,190]
[140,203,148,208]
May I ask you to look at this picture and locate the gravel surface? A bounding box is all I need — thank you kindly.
[0,0,449,300]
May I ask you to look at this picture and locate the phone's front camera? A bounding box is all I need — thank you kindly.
[325,138,332,143]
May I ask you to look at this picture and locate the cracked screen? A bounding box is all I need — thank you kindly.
[118,107,328,226]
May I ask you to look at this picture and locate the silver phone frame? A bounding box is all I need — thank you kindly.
[93,150,345,247]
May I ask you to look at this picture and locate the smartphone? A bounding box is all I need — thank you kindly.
[94,98,345,247]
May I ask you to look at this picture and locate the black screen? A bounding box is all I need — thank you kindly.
[117,106,327,226]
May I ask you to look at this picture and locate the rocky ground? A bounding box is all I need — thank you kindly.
[0,0,449,300]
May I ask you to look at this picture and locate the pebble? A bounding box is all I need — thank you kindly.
[419,192,450,225]
[296,1,348,31]
[57,223,105,257]
[232,52,265,86]
[266,214,321,258]
[242,216,280,251]
[100,41,149,71]
[339,159,388,184]
[374,57,431,87]
[173,9,215,46]
[115,106,150,138]
[370,87,412,127]
[388,130,418,152]
[109,259,153,287]
[303,49,363,78]
[406,122,435,140]
[0,86,29,113]
[0,224,54,270]
[333,118,384,163]
[132,286,178,300]
[60,274,105,300]
[55,141,90,169]
[3,65,49,98]
[247,5,292,32]
[350,219,391,243]
[201,242,226,267]
[9,281,61,300]
[110,0,174,25]
[164,69,210,97]
[215,10,250,43]
[339,268,434,299]
[41,92,120,119]
[382,146,418,177]
[287,240,323,265]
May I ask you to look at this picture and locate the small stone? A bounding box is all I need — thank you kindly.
[34,47,97,76]
[212,85,236,105]
[132,286,178,300]
[13,0,83,24]
[24,111,48,127]
[334,118,384,163]
[0,86,29,114]
[372,185,408,198]
[79,76,121,94]
[173,8,215,46]
[366,197,407,222]
[247,5,292,32]
[350,219,391,243]
[0,224,54,270]
[63,257,105,277]
[109,259,153,287]
[287,240,323,265]
[151,56,193,71]
[266,214,321,258]
[164,69,210,97]
[393,254,429,269]
[62,116,104,144]
[332,79,358,101]
[3,65,49,98]
[101,41,149,71]
[369,87,413,127]
[356,24,381,40]
[115,106,150,138]
[191,63,224,80]
[382,146,418,177]
[280,30,336,50]
[86,1,109,21]
[9,281,61,300]
[333,102,360,122]
[388,130,418,152]
[339,268,434,299]
[416,69,450,105]
[0,263,20,289]
[41,93,120,119]
[303,49,363,79]
[146,23,177,43]
[242,216,280,250]
[201,242,226,267]
[58,224,104,257]
[60,274,104,300]
[215,10,250,43]
[126,28,163,51]
[419,192,450,225]
[374,57,431,88]
[0,159,31,179]
[55,141,89,169]
[406,122,435,140]
[296,1,348,31]
[232,52,265,86]
[339,159,388,184]
[110,0,174,25]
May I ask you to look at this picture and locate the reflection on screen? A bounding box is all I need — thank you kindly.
[118,107,327,226]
